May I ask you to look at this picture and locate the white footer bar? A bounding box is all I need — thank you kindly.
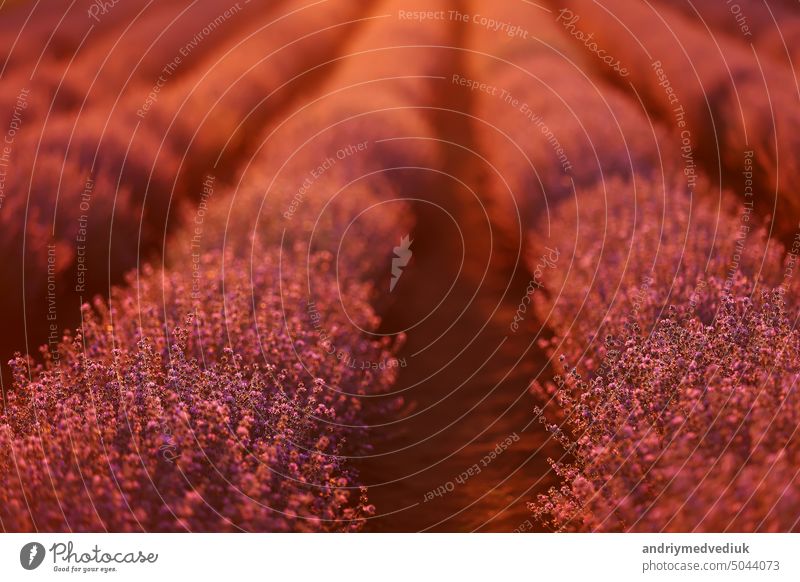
[1,533,797,581]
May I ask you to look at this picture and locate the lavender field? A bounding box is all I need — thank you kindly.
[1,0,800,533]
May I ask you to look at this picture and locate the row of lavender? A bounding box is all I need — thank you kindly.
[461,0,800,531]
[519,1,800,531]
[528,180,800,531]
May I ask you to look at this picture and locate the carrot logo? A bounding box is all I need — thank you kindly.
[390,235,413,292]
[20,542,46,570]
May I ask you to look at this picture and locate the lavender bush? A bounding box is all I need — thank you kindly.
[529,180,800,531]
[0,235,398,531]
